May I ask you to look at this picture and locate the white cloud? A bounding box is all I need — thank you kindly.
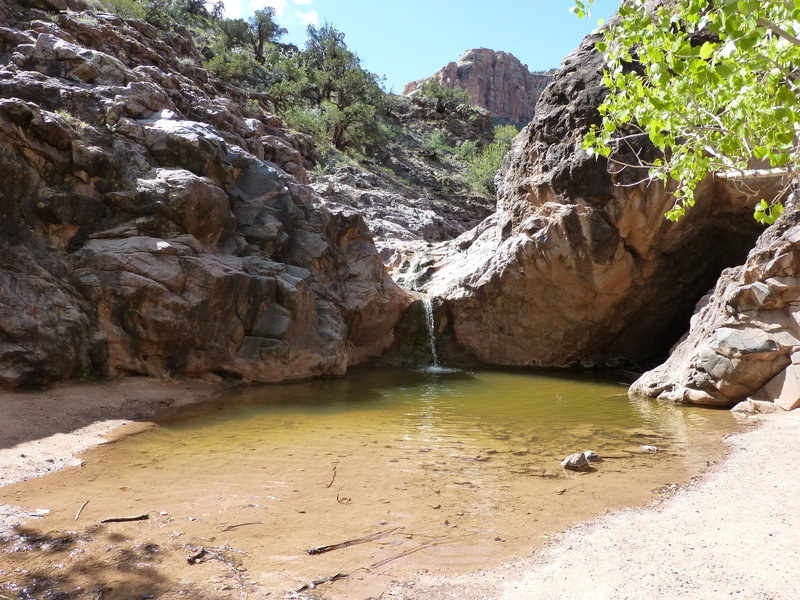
[219,0,246,18]
[292,0,313,4]
[295,9,319,26]
[252,0,288,17]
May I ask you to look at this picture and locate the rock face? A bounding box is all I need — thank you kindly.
[424,32,782,370]
[403,48,552,123]
[631,207,800,410]
[0,1,409,388]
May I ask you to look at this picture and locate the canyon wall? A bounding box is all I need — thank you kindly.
[403,48,551,123]
[630,207,800,410]
[424,32,787,385]
[0,0,409,388]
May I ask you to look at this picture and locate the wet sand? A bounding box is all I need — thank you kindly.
[0,374,762,599]
[0,378,224,532]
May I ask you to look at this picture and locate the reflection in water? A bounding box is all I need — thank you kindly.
[145,368,739,481]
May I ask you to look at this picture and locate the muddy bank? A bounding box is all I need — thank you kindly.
[0,378,223,532]
[389,410,800,600]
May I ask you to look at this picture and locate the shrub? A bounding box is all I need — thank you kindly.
[422,129,453,159]
[100,0,145,18]
[415,78,471,105]
[465,124,519,195]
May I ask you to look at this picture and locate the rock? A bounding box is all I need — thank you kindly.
[403,48,552,123]
[424,32,779,371]
[731,400,781,415]
[583,451,600,462]
[0,4,410,388]
[630,209,800,407]
[639,445,659,453]
[561,452,591,471]
[29,33,137,86]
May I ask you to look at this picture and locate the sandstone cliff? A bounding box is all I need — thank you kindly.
[423,32,786,375]
[403,48,552,123]
[0,0,410,388]
[630,206,800,410]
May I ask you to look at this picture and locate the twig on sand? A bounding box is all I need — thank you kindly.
[221,521,262,532]
[295,572,349,592]
[100,514,149,523]
[325,463,337,488]
[368,544,432,569]
[307,527,401,555]
[75,500,89,521]
[296,542,436,593]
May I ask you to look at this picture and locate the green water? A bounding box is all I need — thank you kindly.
[128,368,739,474]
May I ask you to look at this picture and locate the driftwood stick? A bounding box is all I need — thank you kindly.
[295,572,349,592]
[307,527,400,555]
[100,514,149,523]
[221,521,262,532]
[369,544,432,569]
[75,500,89,521]
[325,463,337,488]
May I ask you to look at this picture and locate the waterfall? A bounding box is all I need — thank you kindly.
[422,296,439,367]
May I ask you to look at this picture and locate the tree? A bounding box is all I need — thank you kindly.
[575,0,799,223]
[249,7,287,63]
[219,18,251,50]
[297,24,385,150]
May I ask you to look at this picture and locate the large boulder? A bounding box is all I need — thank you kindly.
[631,208,800,409]
[0,6,409,388]
[425,32,780,368]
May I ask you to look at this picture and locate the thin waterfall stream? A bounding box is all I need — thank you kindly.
[422,296,439,367]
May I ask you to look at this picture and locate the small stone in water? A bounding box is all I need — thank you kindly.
[639,445,659,453]
[561,452,591,471]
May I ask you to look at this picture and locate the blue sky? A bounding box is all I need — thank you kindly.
[221,0,621,93]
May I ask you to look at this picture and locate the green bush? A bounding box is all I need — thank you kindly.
[415,78,471,105]
[454,140,478,161]
[422,129,453,159]
[465,124,519,195]
[100,0,145,19]
[204,42,265,86]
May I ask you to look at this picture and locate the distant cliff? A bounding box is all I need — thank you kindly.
[402,48,552,123]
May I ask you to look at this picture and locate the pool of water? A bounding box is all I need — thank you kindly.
[0,369,744,599]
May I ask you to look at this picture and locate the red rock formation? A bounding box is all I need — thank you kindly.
[403,48,552,123]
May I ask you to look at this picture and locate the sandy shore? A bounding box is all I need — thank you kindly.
[0,377,223,532]
[387,409,800,600]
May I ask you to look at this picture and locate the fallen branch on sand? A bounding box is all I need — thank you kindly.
[306,527,401,555]
[100,514,149,523]
[295,572,349,592]
[221,521,262,532]
[295,542,434,592]
[75,500,89,521]
[325,463,337,488]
